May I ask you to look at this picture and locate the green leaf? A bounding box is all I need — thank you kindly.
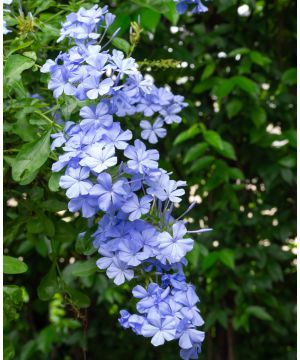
[4,285,24,303]
[60,96,79,119]
[34,0,56,15]
[226,99,243,118]
[75,232,96,256]
[67,287,91,308]
[183,143,208,164]
[193,77,218,94]
[12,129,51,183]
[37,325,58,354]
[111,37,130,55]
[249,51,271,66]
[7,40,34,56]
[189,156,215,173]
[163,1,179,24]
[282,68,296,85]
[37,265,59,301]
[4,54,35,83]
[4,256,28,274]
[174,124,201,145]
[131,0,170,13]
[228,167,245,180]
[246,306,273,321]
[19,340,37,360]
[278,155,296,168]
[139,8,161,32]
[71,259,97,277]
[284,129,296,148]
[228,47,249,57]
[27,217,44,234]
[23,51,37,62]
[216,310,228,328]
[250,105,267,127]
[213,78,235,98]
[4,337,15,360]
[202,175,224,192]
[4,287,22,322]
[41,199,66,212]
[214,141,236,160]
[204,312,217,329]
[4,79,28,98]
[41,215,55,237]
[201,63,216,80]
[107,13,131,37]
[218,249,235,269]
[233,76,259,96]
[202,252,219,270]
[186,242,201,269]
[19,170,40,186]
[280,168,294,184]
[12,109,39,142]
[48,172,61,192]
[203,130,224,151]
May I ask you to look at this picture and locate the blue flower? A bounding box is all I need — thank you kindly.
[146,173,186,203]
[82,76,114,99]
[110,50,137,75]
[128,314,145,335]
[141,308,176,346]
[124,140,159,174]
[176,1,188,14]
[118,235,150,266]
[179,327,205,350]
[51,132,66,150]
[133,284,171,314]
[59,166,93,199]
[68,195,99,218]
[191,0,208,13]
[121,194,152,221]
[175,286,204,326]
[174,0,208,14]
[161,103,183,124]
[48,67,77,98]
[79,101,113,130]
[157,222,194,263]
[140,118,167,144]
[105,13,116,27]
[180,343,202,360]
[102,123,132,150]
[86,53,110,77]
[106,258,134,285]
[119,310,131,328]
[90,172,127,211]
[96,249,115,270]
[57,5,108,42]
[79,143,117,173]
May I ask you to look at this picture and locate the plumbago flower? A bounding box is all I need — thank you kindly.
[44,5,211,359]
[174,0,208,14]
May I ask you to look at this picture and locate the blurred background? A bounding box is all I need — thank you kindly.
[3,0,296,359]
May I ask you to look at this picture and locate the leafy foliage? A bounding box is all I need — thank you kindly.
[3,0,296,359]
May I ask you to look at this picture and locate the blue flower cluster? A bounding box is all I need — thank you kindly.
[44,5,209,359]
[174,0,208,14]
[120,277,205,359]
